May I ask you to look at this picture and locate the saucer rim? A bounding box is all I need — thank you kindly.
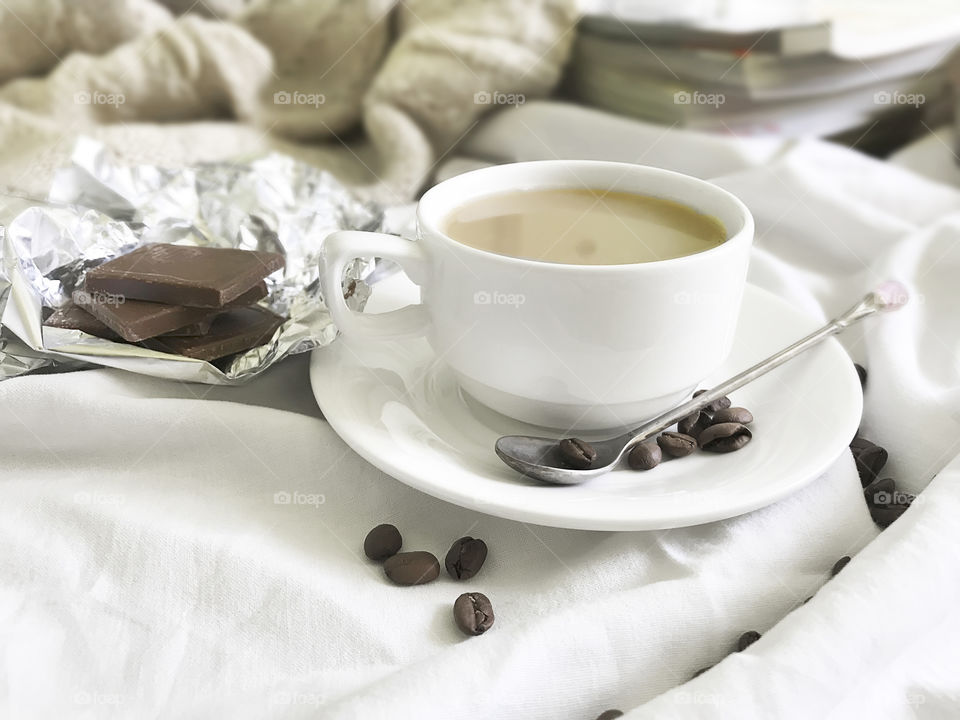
[309,284,862,531]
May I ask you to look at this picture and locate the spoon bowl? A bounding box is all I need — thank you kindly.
[495,435,626,484]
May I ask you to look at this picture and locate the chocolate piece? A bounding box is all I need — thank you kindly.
[160,317,215,337]
[85,244,284,307]
[74,290,206,342]
[73,282,267,342]
[43,303,121,341]
[142,306,284,361]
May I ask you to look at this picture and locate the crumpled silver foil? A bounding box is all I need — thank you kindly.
[0,138,406,383]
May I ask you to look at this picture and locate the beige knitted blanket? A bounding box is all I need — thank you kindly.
[0,0,577,202]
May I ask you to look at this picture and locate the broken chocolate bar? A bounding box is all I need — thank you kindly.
[84,244,284,307]
[161,317,215,337]
[73,282,268,342]
[44,303,121,341]
[44,303,219,342]
[142,306,285,361]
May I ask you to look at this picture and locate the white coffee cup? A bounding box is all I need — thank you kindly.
[321,160,753,430]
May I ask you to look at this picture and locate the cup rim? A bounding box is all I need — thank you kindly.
[417,160,754,272]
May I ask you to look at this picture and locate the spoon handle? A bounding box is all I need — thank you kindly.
[618,284,906,456]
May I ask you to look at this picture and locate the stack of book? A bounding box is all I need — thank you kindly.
[567,11,959,141]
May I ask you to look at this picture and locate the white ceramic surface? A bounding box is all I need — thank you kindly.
[310,280,863,531]
[321,161,754,430]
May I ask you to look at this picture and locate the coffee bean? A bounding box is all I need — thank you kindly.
[737,630,761,652]
[854,444,888,486]
[866,479,915,509]
[850,436,887,481]
[558,437,597,469]
[384,551,441,586]
[863,477,895,507]
[657,431,697,458]
[871,503,909,529]
[711,407,753,425]
[453,592,494,636]
[363,523,402,561]
[627,442,662,470]
[831,556,850,576]
[692,666,713,679]
[694,389,731,412]
[678,410,712,438]
[854,363,867,389]
[595,711,624,720]
[699,423,752,453]
[445,536,488,580]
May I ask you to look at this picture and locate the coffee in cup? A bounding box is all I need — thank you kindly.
[442,188,726,266]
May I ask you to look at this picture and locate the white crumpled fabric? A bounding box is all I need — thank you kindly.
[3,103,960,718]
[0,0,577,203]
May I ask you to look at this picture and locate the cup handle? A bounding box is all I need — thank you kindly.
[321,230,429,339]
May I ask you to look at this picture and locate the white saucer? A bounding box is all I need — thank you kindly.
[310,281,862,531]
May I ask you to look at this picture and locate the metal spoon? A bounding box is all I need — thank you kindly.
[495,282,908,485]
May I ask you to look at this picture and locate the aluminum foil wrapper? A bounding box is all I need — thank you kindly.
[0,138,410,383]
